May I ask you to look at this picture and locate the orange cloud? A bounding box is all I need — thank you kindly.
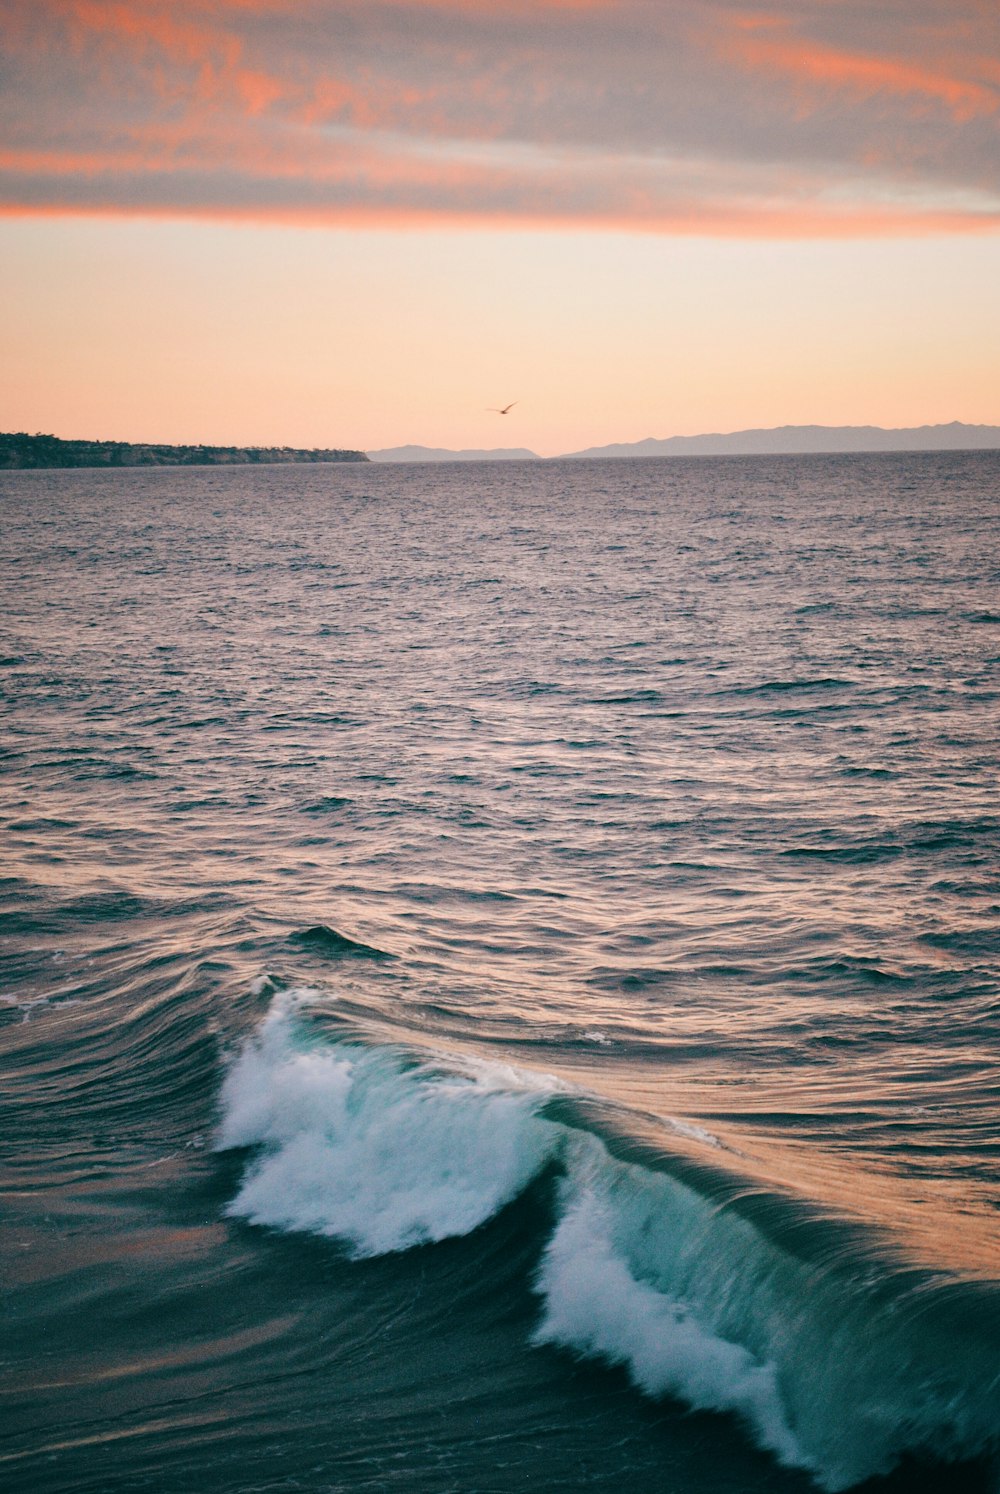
[236,70,287,115]
[37,0,300,122]
[57,0,241,67]
[4,123,999,240]
[4,196,999,242]
[720,16,999,123]
[4,0,1000,236]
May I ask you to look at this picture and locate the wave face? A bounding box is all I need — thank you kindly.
[532,1183,803,1472]
[217,997,1000,1492]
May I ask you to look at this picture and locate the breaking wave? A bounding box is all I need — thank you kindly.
[216,995,553,1255]
[216,994,1000,1492]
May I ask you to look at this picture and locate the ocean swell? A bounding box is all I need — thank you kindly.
[215,995,1000,1491]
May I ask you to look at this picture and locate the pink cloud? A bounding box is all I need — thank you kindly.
[2,0,999,234]
[718,14,998,124]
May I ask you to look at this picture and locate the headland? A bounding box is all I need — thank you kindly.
[1,432,369,469]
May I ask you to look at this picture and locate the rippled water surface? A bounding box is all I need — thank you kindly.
[2,454,998,1492]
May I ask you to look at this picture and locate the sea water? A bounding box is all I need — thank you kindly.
[2,453,998,1492]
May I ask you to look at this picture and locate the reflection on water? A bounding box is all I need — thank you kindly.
[1,453,998,1492]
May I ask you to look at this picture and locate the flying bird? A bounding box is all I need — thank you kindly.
[487,402,518,414]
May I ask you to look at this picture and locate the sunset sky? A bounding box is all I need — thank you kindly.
[2,0,999,456]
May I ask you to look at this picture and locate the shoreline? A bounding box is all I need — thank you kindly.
[0,432,369,469]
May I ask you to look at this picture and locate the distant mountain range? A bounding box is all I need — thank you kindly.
[559,421,1000,459]
[369,423,1000,463]
[6,424,996,471]
[368,444,539,462]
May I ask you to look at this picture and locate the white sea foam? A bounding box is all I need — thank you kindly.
[0,989,84,1023]
[533,1185,806,1471]
[216,995,559,1256]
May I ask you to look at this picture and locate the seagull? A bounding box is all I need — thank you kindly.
[487,401,518,414]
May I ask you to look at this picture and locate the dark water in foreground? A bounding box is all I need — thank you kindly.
[2,453,998,1493]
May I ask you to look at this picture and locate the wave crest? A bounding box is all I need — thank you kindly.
[533,1180,805,1471]
[216,994,556,1255]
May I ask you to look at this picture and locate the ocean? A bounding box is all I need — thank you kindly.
[2,452,998,1493]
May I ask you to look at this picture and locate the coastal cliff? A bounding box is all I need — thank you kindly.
[0,433,369,469]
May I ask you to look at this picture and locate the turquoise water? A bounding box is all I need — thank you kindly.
[2,453,998,1491]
